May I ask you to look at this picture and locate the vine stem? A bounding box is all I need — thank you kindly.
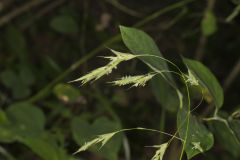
[24,0,195,104]
[179,79,191,160]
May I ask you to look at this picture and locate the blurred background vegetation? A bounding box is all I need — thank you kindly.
[0,0,240,160]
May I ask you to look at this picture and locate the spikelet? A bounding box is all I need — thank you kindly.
[111,73,156,87]
[185,69,199,86]
[70,49,137,84]
[191,142,203,153]
[74,132,116,154]
[151,143,168,160]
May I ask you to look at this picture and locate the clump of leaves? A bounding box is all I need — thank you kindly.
[70,26,239,160]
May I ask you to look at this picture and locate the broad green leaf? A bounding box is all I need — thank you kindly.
[71,117,122,160]
[151,76,179,112]
[0,103,45,142]
[201,10,217,37]
[177,107,214,159]
[120,26,179,112]
[50,15,79,34]
[209,118,240,158]
[21,133,73,160]
[6,103,45,135]
[53,83,81,103]
[183,58,224,108]
[0,103,73,160]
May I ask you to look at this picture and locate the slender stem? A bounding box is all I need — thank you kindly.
[0,0,50,27]
[105,0,143,18]
[226,4,240,23]
[0,145,16,160]
[134,0,195,28]
[116,127,184,141]
[179,76,191,160]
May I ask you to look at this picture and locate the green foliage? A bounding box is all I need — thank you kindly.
[0,66,34,99]
[120,26,179,112]
[71,26,219,160]
[177,107,214,159]
[69,25,240,160]
[209,117,240,158]
[0,103,73,160]
[71,117,122,160]
[183,58,224,109]
[1,1,240,159]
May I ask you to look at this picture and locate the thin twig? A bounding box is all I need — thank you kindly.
[0,0,50,27]
[105,0,143,18]
[0,0,14,12]
[226,4,240,23]
[223,57,240,92]
[20,0,66,30]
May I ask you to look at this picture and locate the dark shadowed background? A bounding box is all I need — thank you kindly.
[0,0,240,160]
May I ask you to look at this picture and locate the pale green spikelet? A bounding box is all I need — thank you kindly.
[191,142,203,153]
[74,138,99,154]
[109,49,138,61]
[185,69,199,86]
[98,132,116,148]
[111,73,156,87]
[70,49,137,84]
[150,143,168,160]
[74,132,117,154]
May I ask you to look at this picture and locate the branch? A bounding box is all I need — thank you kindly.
[20,0,66,30]
[223,57,240,92]
[194,0,216,61]
[0,0,49,27]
